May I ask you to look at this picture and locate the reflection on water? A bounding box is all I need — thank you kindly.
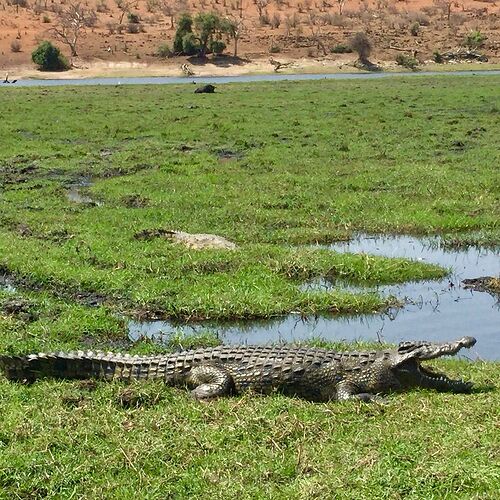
[128,234,500,360]
[66,177,102,206]
[0,275,17,293]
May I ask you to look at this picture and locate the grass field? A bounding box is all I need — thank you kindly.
[0,75,499,498]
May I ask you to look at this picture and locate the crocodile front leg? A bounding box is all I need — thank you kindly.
[187,365,235,400]
[336,381,385,403]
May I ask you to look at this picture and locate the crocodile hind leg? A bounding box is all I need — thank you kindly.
[187,365,235,400]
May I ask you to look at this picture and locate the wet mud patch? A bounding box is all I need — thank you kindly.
[121,194,150,208]
[16,129,41,140]
[81,335,132,352]
[216,148,244,162]
[462,276,500,297]
[99,163,156,178]
[134,228,173,240]
[176,143,197,153]
[0,297,38,322]
[116,384,167,409]
[0,161,39,187]
[3,219,75,244]
[0,268,109,309]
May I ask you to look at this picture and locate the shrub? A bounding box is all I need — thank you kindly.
[128,12,140,23]
[42,15,51,23]
[269,44,281,53]
[96,0,109,12]
[106,22,118,34]
[396,54,419,70]
[410,22,420,36]
[259,10,270,26]
[464,30,486,50]
[210,40,226,55]
[182,33,199,56]
[174,13,193,53]
[330,44,352,54]
[270,13,281,29]
[350,32,372,61]
[156,43,172,58]
[127,23,141,33]
[31,41,69,71]
[408,12,430,26]
[433,51,444,63]
[10,40,22,53]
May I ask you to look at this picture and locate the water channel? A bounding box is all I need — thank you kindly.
[128,234,499,360]
[8,70,500,87]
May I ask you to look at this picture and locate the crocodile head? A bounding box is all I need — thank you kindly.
[391,336,476,392]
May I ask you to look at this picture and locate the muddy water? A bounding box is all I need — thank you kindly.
[66,177,102,206]
[10,70,500,87]
[0,275,16,293]
[128,235,499,360]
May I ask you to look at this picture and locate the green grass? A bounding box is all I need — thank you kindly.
[0,76,499,498]
[0,348,498,499]
[1,76,498,320]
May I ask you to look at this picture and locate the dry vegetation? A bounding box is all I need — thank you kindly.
[0,0,499,73]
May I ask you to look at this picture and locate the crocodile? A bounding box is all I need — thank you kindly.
[0,337,476,401]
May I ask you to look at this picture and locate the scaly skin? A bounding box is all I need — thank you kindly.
[0,337,476,401]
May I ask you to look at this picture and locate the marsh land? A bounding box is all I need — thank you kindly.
[0,75,499,498]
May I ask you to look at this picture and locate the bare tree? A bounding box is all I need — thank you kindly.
[51,3,95,57]
[309,14,327,55]
[256,0,269,21]
[433,0,455,23]
[160,0,189,29]
[337,0,347,15]
[222,15,246,57]
[11,0,29,14]
[115,0,139,24]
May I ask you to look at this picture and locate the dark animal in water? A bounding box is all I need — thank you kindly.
[194,84,216,94]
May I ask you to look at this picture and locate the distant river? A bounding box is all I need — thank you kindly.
[6,69,500,87]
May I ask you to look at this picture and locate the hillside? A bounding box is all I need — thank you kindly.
[0,0,499,77]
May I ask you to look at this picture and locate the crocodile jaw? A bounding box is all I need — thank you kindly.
[417,363,473,393]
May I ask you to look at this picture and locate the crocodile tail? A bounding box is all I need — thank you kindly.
[0,355,33,381]
[0,352,121,382]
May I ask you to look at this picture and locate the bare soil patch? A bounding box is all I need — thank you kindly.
[1,1,498,78]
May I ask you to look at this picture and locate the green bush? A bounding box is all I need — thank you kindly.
[433,51,444,64]
[173,13,193,53]
[269,44,281,54]
[127,12,140,23]
[31,41,69,71]
[350,32,372,61]
[410,22,420,36]
[464,30,486,50]
[330,44,352,54]
[182,33,199,56]
[156,43,172,58]
[210,39,226,55]
[396,54,419,71]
